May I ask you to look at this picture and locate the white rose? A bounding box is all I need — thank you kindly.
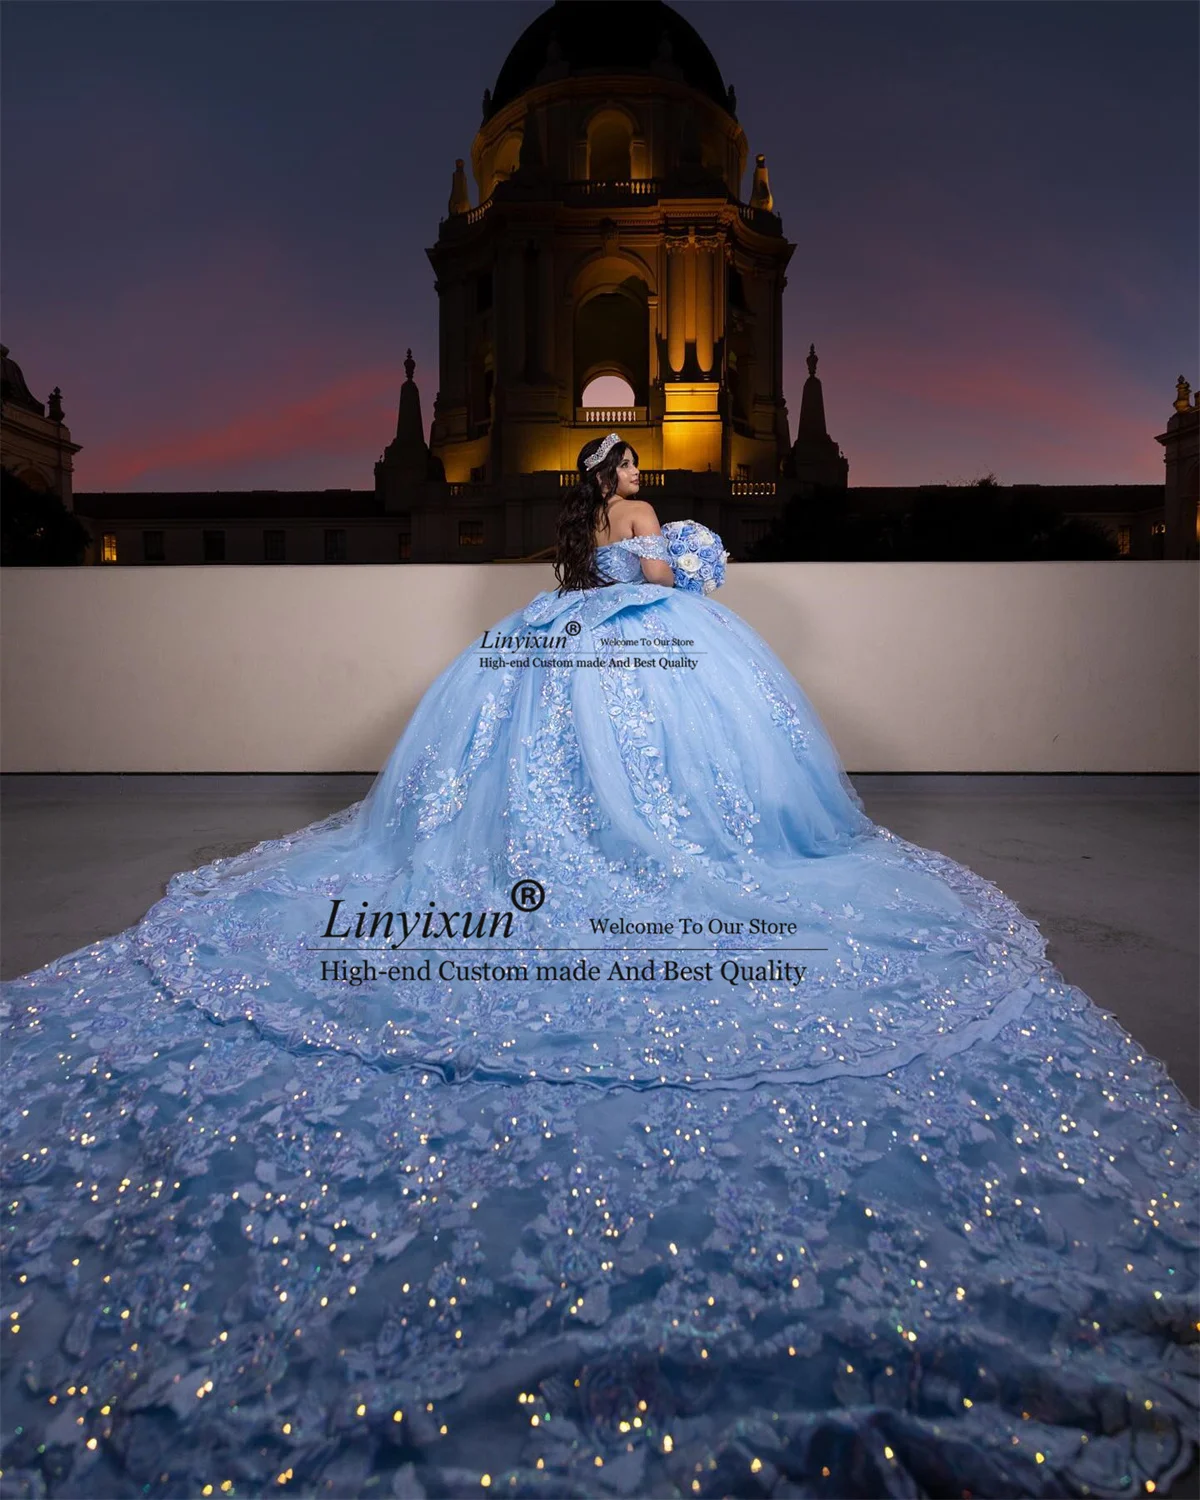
[693,527,714,547]
[678,552,701,574]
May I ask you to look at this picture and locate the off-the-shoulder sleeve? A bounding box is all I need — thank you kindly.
[619,534,671,561]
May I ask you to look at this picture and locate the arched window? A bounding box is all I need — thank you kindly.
[581,374,636,408]
[588,110,633,181]
[573,280,649,408]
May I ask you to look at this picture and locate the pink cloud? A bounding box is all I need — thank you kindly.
[82,364,405,488]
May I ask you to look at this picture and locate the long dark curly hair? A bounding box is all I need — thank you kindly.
[553,435,639,594]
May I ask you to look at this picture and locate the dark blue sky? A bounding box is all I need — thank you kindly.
[2,1,1195,491]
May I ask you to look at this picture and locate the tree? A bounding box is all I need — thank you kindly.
[899,478,1119,560]
[745,485,894,561]
[1,468,91,565]
[746,475,1119,561]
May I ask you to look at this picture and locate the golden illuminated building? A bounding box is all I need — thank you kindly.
[432,1,787,481]
[375,0,809,559]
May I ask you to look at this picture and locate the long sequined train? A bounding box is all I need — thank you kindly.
[2,532,1197,1499]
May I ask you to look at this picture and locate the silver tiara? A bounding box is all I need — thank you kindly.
[583,432,622,470]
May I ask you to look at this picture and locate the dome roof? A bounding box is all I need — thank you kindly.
[0,344,45,416]
[489,1,730,116]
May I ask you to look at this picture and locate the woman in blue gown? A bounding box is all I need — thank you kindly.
[1,432,1196,1500]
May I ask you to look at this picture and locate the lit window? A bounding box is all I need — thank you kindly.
[102,533,118,563]
[1116,526,1131,556]
[459,521,484,547]
[1150,522,1166,535]
[581,375,636,410]
[736,463,751,482]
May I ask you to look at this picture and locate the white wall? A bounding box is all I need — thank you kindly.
[1,563,1196,773]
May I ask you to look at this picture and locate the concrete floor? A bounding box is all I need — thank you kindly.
[2,773,1197,1107]
[2,772,1198,1496]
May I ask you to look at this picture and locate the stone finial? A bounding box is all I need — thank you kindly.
[726,84,737,117]
[448,158,471,216]
[794,340,840,453]
[750,153,774,212]
[481,87,492,119]
[48,386,64,421]
[1175,375,1192,413]
[381,349,431,483]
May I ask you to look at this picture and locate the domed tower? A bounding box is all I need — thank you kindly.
[426,0,793,499]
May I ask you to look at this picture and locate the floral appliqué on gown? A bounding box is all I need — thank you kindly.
[2,530,1197,1499]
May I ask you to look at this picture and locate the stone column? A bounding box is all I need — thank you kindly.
[496,242,524,382]
[715,242,728,364]
[752,272,773,414]
[666,245,686,375]
[439,279,467,404]
[523,244,538,381]
[695,247,714,376]
[538,243,556,381]
[684,244,697,353]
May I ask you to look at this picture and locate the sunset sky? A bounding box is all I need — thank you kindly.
[2,0,1195,493]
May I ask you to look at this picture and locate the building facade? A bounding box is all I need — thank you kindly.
[3,1,1196,564]
[374,0,795,561]
[1157,376,1200,559]
[0,343,81,507]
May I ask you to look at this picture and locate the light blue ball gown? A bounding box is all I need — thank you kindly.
[2,529,1196,1499]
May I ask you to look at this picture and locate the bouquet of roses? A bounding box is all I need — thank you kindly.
[660,519,730,595]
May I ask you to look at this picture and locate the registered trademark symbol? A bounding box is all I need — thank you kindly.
[510,878,545,912]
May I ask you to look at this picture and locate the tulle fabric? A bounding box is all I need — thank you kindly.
[1,539,1196,1499]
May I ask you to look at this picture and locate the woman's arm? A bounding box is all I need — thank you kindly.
[630,501,675,586]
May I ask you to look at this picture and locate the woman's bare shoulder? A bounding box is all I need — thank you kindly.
[594,497,657,546]
[629,499,665,536]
